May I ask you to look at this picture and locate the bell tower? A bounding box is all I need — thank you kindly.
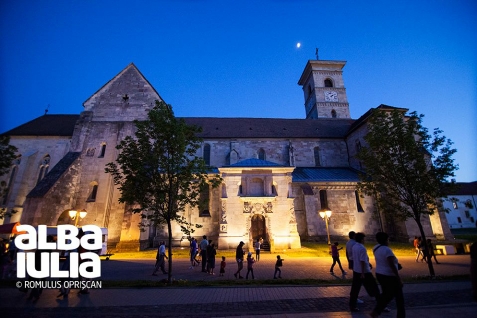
[298,60,350,119]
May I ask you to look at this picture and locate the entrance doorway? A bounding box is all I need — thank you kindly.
[251,214,267,241]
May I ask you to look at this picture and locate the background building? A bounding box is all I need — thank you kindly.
[442,182,477,229]
[0,59,453,251]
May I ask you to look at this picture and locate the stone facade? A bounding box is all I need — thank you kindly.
[0,59,452,251]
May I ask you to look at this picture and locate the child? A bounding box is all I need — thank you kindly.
[219,256,226,276]
[274,255,283,279]
[246,252,255,279]
[330,242,346,275]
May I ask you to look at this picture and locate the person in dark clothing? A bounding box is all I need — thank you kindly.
[234,241,245,279]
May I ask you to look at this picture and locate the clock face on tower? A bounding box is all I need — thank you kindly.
[324,91,338,102]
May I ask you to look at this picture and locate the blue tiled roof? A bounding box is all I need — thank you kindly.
[292,167,361,182]
[227,158,284,167]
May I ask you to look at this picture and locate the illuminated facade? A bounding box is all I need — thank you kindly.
[0,59,453,251]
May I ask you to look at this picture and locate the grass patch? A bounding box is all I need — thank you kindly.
[111,241,418,260]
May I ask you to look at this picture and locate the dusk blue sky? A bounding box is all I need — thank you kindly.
[1,1,476,182]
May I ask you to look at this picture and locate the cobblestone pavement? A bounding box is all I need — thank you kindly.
[0,254,475,317]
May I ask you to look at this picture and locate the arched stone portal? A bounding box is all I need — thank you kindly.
[251,214,267,241]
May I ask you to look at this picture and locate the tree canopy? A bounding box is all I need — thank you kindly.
[105,100,221,283]
[356,108,457,276]
[0,135,18,219]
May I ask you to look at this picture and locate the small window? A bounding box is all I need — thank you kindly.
[258,148,266,160]
[203,143,211,166]
[355,191,365,212]
[457,217,462,223]
[307,85,312,97]
[331,109,337,118]
[324,79,333,87]
[452,199,458,209]
[471,217,475,223]
[98,144,106,158]
[319,190,328,210]
[465,211,470,218]
[314,147,321,167]
[36,155,50,185]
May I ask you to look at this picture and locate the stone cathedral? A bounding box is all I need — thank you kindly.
[0,59,453,251]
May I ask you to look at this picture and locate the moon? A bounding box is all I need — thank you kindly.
[296,42,301,48]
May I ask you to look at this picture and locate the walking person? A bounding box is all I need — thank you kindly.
[426,239,439,264]
[330,242,347,275]
[415,237,424,262]
[246,252,255,279]
[346,231,364,304]
[349,232,380,312]
[234,241,245,278]
[273,255,283,279]
[152,241,168,275]
[199,235,208,272]
[189,237,198,269]
[255,239,261,261]
[370,232,405,318]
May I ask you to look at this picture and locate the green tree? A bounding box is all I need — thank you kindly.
[0,135,18,219]
[355,108,457,277]
[105,100,221,284]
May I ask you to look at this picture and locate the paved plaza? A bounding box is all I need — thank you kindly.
[0,253,475,317]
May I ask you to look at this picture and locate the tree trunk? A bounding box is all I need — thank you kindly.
[415,217,435,276]
[167,219,173,285]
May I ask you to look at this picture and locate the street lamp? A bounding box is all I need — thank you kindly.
[319,208,332,246]
[69,208,87,227]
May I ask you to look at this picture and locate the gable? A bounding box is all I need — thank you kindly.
[82,63,163,122]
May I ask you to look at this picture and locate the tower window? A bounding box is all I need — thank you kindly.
[452,199,458,209]
[314,147,321,167]
[203,143,211,166]
[331,110,337,118]
[324,79,333,87]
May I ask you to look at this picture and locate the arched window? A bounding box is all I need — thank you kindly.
[314,147,321,167]
[324,79,333,87]
[36,154,50,185]
[199,185,211,217]
[355,191,365,212]
[98,143,106,158]
[331,109,337,118]
[203,143,211,166]
[87,182,99,202]
[258,148,266,160]
[319,190,328,210]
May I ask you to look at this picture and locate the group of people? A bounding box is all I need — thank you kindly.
[346,231,405,318]
[413,236,439,264]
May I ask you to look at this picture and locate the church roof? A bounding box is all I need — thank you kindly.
[185,117,355,139]
[292,167,361,182]
[226,158,284,167]
[2,115,356,139]
[445,182,477,196]
[1,114,80,136]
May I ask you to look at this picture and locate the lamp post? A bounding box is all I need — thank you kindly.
[69,208,87,227]
[319,208,332,246]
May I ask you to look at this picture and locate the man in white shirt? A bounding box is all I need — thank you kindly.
[346,231,364,305]
[371,232,404,318]
[349,232,379,312]
[199,235,208,272]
